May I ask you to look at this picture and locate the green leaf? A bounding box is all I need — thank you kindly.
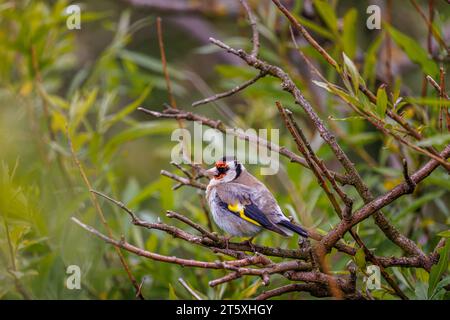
[354,247,366,269]
[376,86,388,118]
[430,276,450,300]
[102,85,152,132]
[342,9,358,59]
[128,179,161,208]
[69,88,99,133]
[37,85,70,109]
[406,97,450,106]
[312,80,332,92]
[168,283,179,300]
[363,33,383,89]
[393,191,445,223]
[240,280,262,298]
[437,230,450,238]
[392,268,413,291]
[416,133,450,147]
[328,116,366,122]
[416,267,429,283]
[102,121,177,161]
[428,239,450,298]
[295,14,334,40]
[118,49,185,80]
[386,25,439,76]
[342,53,360,93]
[415,281,428,300]
[313,0,338,34]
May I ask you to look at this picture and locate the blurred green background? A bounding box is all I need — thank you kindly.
[0,0,449,299]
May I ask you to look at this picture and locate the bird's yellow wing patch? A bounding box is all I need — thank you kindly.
[227,203,261,226]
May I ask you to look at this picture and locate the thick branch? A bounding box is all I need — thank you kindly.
[320,144,450,263]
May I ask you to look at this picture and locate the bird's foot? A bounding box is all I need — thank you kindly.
[222,236,232,250]
[297,236,307,248]
[245,237,256,253]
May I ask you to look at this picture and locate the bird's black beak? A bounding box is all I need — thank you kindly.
[205,167,219,177]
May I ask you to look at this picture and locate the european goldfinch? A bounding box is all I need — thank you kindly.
[205,157,308,239]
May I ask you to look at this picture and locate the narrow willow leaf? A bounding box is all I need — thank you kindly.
[69,88,99,132]
[102,121,177,161]
[376,86,388,118]
[437,230,450,238]
[168,284,179,300]
[363,33,383,89]
[354,247,366,269]
[406,97,450,106]
[313,0,338,33]
[416,133,450,147]
[102,85,152,132]
[386,25,439,76]
[312,80,332,92]
[342,8,358,59]
[342,53,360,93]
[428,240,450,298]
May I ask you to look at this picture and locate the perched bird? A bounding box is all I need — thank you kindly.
[205,157,308,241]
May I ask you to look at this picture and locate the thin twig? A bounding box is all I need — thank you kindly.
[385,0,393,87]
[409,0,450,54]
[239,0,259,57]
[166,210,219,242]
[192,71,266,107]
[426,74,450,100]
[161,169,207,190]
[178,278,203,300]
[156,17,177,109]
[402,159,416,193]
[255,283,328,300]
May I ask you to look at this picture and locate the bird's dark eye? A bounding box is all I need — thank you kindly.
[217,166,229,174]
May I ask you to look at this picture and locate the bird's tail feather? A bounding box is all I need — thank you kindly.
[277,220,308,238]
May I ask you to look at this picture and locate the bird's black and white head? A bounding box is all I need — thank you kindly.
[206,156,244,185]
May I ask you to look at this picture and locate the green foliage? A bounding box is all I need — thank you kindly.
[428,240,450,299]
[386,25,439,77]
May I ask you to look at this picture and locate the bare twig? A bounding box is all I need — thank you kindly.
[178,278,203,300]
[166,210,219,242]
[402,159,416,193]
[91,189,139,222]
[161,169,207,190]
[156,17,177,109]
[239,0,259,57]
[426,74,450,100]
[385,0,394,87]
[409,0,450,55]
[256,283,329,300]
[192,71,267,107]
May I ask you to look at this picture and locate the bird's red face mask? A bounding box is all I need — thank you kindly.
[205,161,230,180]
[213,161,229,179]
